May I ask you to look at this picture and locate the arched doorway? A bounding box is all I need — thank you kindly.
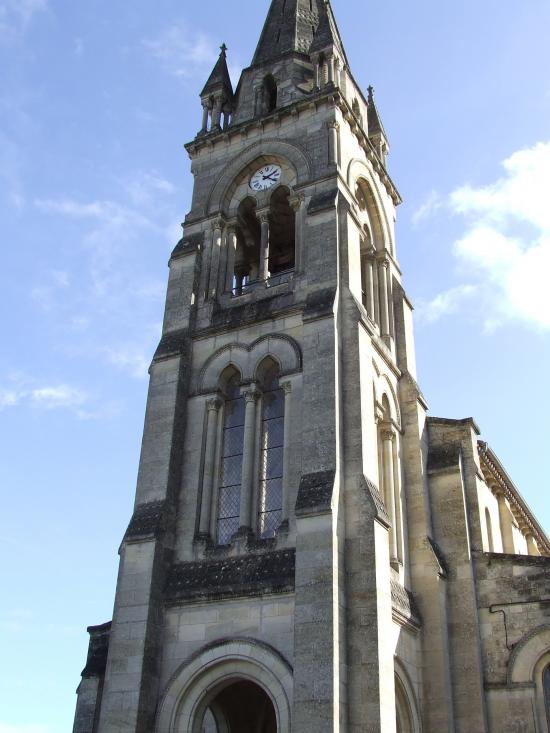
[200,679,277,733]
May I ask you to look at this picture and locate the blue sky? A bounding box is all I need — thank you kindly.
[1,0,549,730]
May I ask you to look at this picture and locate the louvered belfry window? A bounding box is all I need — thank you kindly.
[258,367,284,539]
[217,373,245,544]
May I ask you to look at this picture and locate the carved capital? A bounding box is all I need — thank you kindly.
[257,209,270,225]
[242,387,261,404]
[206,397,223,413]
[380,428,395,443]
[328,120,340,131]
[211,217,226,233]
[281,381,293,396]
[289,194,304,213]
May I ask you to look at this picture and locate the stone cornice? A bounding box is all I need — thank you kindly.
[184,88,402,207]
[478,441,550,555]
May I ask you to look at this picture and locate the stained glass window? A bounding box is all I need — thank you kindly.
[217,374,244,545]
[258,367,284,539]
[544,664,550,728]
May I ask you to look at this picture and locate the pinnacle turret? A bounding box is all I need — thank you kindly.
[198,44,234,135]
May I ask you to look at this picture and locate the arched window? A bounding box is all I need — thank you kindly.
[544,664,550,727]
[485,507,495,552]
[378,395,402,567]
[263,75,278,113]
[257,360,285,539]
[395,674,416,733]
[217,369,245,544]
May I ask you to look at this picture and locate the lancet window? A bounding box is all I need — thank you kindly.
[258,361,285,539]
[378,394,403,568]
[355,177,394,342]
[217,370,245,544]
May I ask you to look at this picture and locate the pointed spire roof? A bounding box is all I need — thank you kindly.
[252,0,347,66]
[201,44,234,99]
[309,0,348,64]
[367,85,388,139]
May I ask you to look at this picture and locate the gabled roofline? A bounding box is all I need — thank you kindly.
[478,440,550,555]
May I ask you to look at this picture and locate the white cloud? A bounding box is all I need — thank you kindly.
[448,141,550,331]
[415,284,477,324]
[0,0,47,40]
[411,190,443,226]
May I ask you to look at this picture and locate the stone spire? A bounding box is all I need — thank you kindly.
[309,0,348,65]
[200,43,233,99]
[252,0,329,65]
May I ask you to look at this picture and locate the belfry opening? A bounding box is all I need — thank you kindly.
[200,680,277,733]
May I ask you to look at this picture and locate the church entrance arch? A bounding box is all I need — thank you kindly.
[198,678,277,733]
[156,639,292,733]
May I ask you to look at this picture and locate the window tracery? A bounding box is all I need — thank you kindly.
[257,361,285,539]
[217,370,245,544]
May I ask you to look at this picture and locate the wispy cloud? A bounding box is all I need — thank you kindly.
[0,0,47,41]
[415,284,477,324]
[0,383,87,413]
[143,21,241,86]
[411,190,443,226]
[143,22,217,79]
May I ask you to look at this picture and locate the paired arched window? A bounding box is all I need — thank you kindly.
[231,186,296,295]
[201,360,289,546]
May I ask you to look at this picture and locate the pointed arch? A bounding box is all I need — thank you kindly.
[347,157,394,253]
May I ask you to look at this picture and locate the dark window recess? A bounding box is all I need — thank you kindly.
[268,186,295,275]
[263,75,278,113]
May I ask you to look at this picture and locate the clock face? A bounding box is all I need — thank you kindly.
[249,164,282,192]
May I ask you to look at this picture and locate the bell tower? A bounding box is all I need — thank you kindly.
[73,2,497,732]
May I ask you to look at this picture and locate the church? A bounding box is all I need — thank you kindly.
[72,1,550,731]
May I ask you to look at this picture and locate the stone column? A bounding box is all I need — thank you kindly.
[381,427,399,564]
[199,397,222,536]
[378,257,390,339]
[239,387,260,529]
[495,490,515,554]
[211,97,222,129]
[327,54,335,85]
[328,121,339,166]
[258,210,270,282]
[281,381,292,524]
[224,224,238,294]
[208,218,224,299]
[289,195,304,272]
[200,102,209,134]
